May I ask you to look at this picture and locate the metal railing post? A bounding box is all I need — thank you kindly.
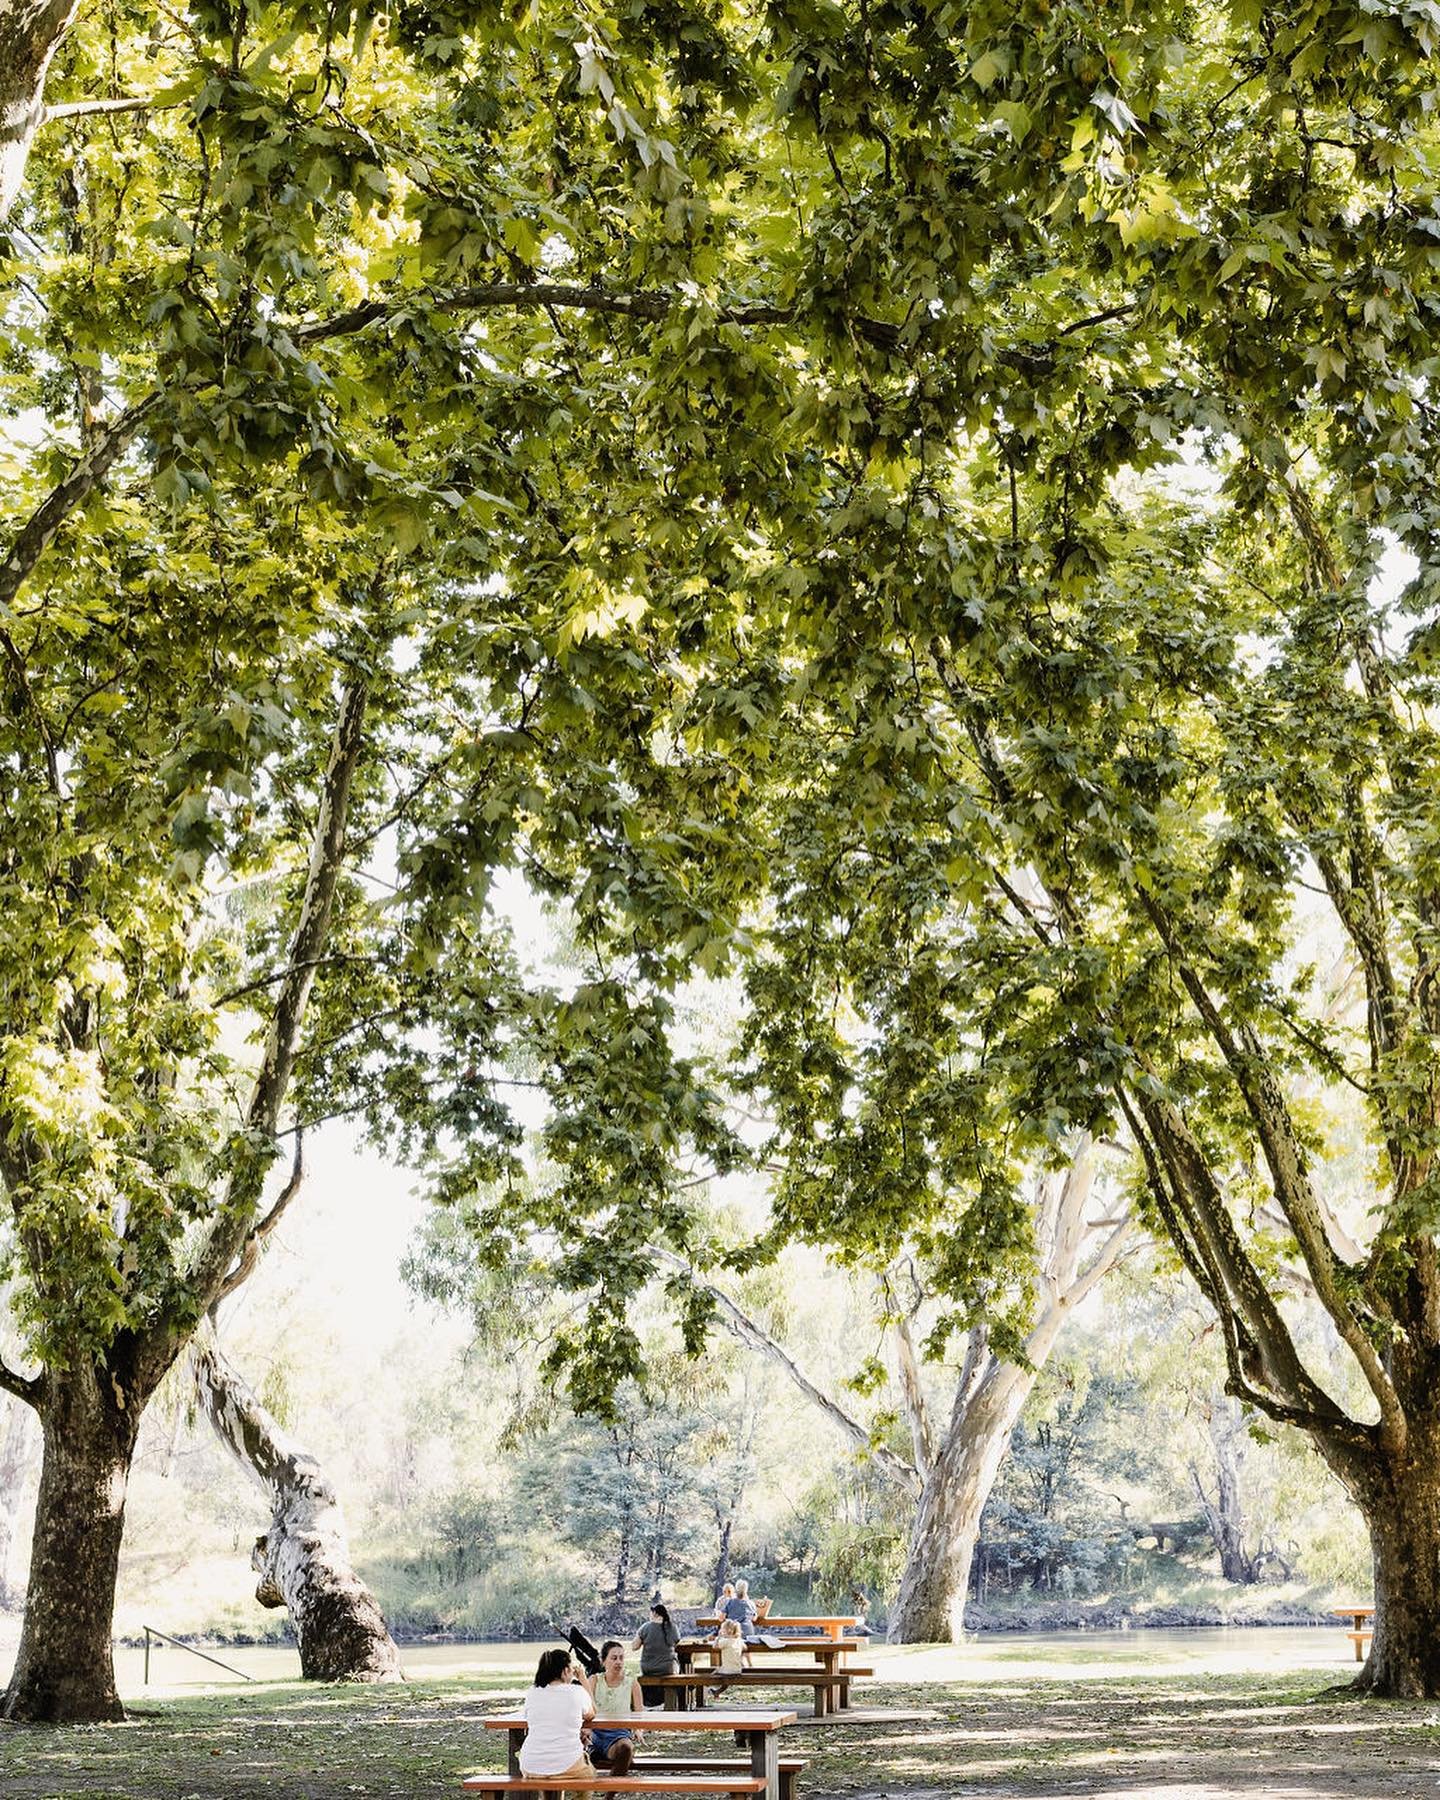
[139,1626,256,1683]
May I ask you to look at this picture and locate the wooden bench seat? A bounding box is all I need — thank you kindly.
[1348,1629,1373,1661]
[462,1778,766,1796]
[709,1667,873,1687]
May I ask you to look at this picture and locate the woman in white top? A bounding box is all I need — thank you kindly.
[520,1648,595,1785]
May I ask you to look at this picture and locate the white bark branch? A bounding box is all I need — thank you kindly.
[42,95,161,122]
[892,1310,935,1477]
[649,1247,921,1496]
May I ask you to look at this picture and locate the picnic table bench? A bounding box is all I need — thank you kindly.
[678,1640,856,1674]
[479,1708,797,1800]
[642,1667,856,1716]
[1333,1603,1374,1660]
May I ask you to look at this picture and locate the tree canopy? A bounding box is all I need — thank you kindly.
[7,0,1440,1713]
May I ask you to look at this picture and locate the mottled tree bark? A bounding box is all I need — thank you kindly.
[888,1151,1133,1644]
[889,1364,1028,1643]
[192,1341,402,1683]
[1,678,370,1723]
[0,0,82,220]
[2,1368,139,1722]
[1357,1454,1440,1698]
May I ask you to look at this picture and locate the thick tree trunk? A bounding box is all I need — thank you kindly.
[888,1370,1026,1643]
[1353,1464,1440,1698]
[193,1342,402,1683]
[2,1370,139,1722]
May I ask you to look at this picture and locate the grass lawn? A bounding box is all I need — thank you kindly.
[4,1669,1440,1799]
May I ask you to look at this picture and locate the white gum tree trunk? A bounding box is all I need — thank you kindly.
[887,1145,1135,1643]
[0,1394,36,1608]
[651,1142,1132,1646]
[192,1340,402,1683]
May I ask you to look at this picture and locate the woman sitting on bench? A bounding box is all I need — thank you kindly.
[520,1648,622,1789]
[586,1641,642,1772]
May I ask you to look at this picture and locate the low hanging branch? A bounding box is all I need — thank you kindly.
[648,1246,921,1496]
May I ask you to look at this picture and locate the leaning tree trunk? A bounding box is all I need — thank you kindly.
[192,1342,402,1683]
[888,1152,1129,1644]
[2,1368,140,1722]
[0,1392,36,1608]
[888,1367,1027,1644]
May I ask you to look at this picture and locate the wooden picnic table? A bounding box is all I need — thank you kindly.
[1333,1603,1374,1661]
[484,1708,798,1800]
[695,1617,864,1645]
[677,1640,853,1675]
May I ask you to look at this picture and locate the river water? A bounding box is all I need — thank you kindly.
[31,1626,1347,1699]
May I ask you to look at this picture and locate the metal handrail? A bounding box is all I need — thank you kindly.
[142,1625,256,1685]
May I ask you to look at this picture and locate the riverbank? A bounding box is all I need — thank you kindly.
[962,1594,1337,1632]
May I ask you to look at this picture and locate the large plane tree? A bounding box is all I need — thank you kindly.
[0,0,819,1722]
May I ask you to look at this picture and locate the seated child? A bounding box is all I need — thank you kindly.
[708,1616,746,1695]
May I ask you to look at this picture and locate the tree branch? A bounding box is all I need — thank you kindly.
[181,674,370,1328]
[1138,892,1405,1450]
[891,1308,934,1477]
[291,284,1139,365]
[209,1128,305,1313]
[293,283,904,352]
[649,1246,920,1496]
[42,95,162,122]
[0,394,161,613]
[1136,1089,1361,1441]
[0,1356,43,1409]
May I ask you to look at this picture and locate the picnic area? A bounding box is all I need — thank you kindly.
[6,1636,1440,1800]
[6,0,1440,1792]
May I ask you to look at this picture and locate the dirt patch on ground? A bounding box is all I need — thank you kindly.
[2,1673,1438,1799]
